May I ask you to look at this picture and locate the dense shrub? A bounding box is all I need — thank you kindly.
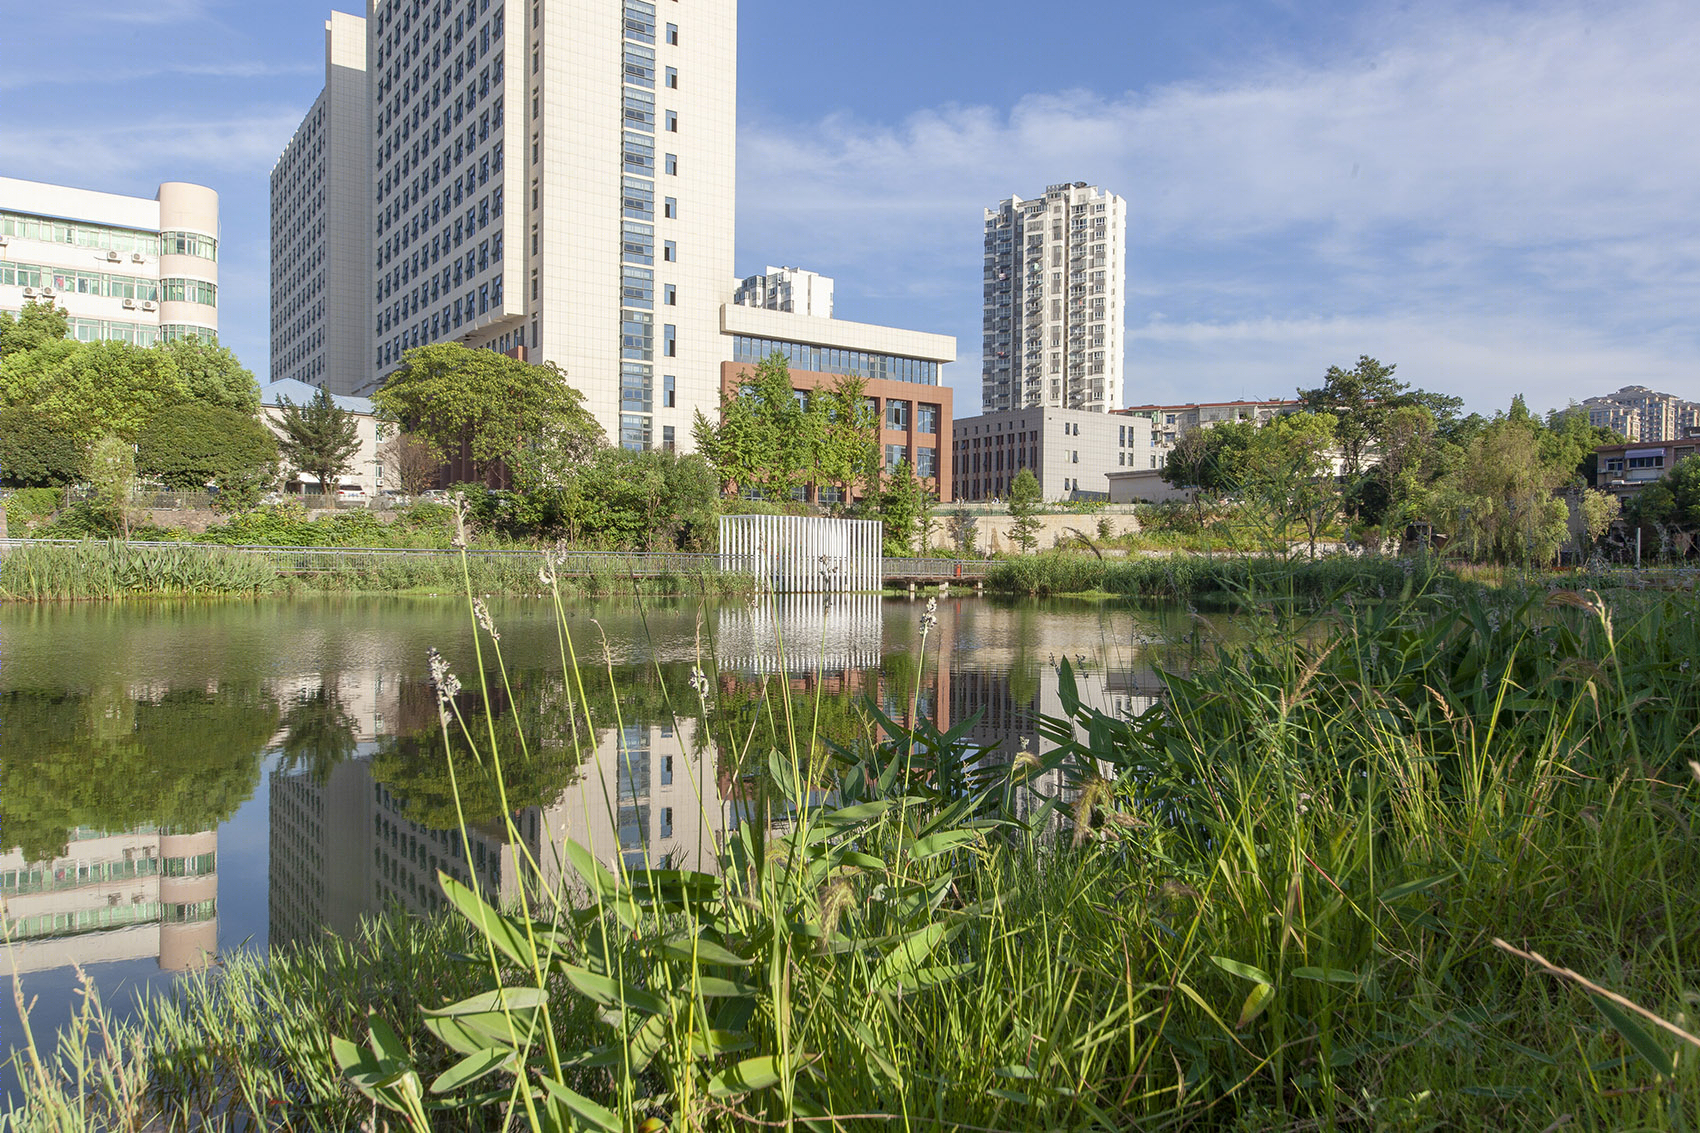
[0,407,84,486]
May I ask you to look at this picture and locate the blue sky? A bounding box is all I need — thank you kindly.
[4,0,1697,416]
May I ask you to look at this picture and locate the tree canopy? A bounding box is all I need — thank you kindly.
[0,406,84,486]
[693,355,882,508]
[137,402,278,504]
[0,306,265,466]
[154,335,261,415]
[510,445,719,550]
[0,299,69,356]
[273,386,362,492]
[373,344,602,479]
[1296,356,1463,518]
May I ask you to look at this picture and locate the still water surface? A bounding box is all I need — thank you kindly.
[0,594,1198,1092]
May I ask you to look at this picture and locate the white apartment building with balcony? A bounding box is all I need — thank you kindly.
[732,264,833,318]
[982,182,1126,415]
[0,177,219,346]
[353,0,736,451]
[271,12,374,395]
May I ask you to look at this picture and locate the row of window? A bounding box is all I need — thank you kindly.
[4,897,216,941]
[730,336,940,385]
[16,315,216,348]
[1,214,216,261]
[1,261,159,301]
[158,278,217,306]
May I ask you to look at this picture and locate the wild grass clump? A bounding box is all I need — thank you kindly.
[987,549,1445,601]
[8,541,1698,1129]
[0,541,278,600]
[1,541,756,600]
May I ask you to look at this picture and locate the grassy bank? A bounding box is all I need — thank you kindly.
[0,541,756,600]
[984,549,1447,601]
[7,574,1697,1131]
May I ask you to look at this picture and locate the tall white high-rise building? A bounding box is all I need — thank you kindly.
[1,177,219,346]
[981,182,1126,415]
[270,12,373,394]
[353,0,736,451]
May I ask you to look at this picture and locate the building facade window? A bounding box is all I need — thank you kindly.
[885,400,910,430]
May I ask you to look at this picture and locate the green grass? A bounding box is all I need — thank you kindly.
[6,572,1699,1131]
[983,549,1448,601]
[0,541,757,601]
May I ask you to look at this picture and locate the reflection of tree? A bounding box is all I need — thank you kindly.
[707,670,879,778]
[274,687,359,785]
[367,664,692,831]
[0,686,278,863]
[370,675,582,832]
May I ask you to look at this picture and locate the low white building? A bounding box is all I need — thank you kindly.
[952,406,1157,503]
[258,378,386,498]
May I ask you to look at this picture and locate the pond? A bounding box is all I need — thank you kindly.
[0,593,1206,1096]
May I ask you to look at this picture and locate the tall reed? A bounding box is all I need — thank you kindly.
[7,565,1697,1130]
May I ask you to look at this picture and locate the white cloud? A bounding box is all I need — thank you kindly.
[0,111,307,180]
[738,0,1700,413]
[0,61,317,90]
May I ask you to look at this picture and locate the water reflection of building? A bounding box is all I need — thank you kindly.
[268,719,729,950]
[0,829,218,974]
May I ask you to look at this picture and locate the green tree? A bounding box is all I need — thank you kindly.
[1241,411,1340,557]
[0,299,69,356]
[1,339,188,445]
[1659,454,1700,527]
[810,374,882,510]
[870,459,934,556]
[0,407,84,486]
[152,335,261,415]
[512,445,718,550]
[1298,356,1462,517]
[947,508,979,557]
[1160,421,1257,495]
[1008,467,1042,553]
[1433,415,1572,565]
[86,433,136,538]
[1577,488,1622,558]
[693,353,811,500]
[138,402,279,505]
[374,343,602,480]
[273,386,361,496]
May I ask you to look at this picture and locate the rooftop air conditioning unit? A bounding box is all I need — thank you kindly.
[142,300,157,311]
[0,235,9,245]
[122,297,137,309]
[131,252,145,263]
[39,287,55,297]
[21,287,37,297]
[106,250,121,262]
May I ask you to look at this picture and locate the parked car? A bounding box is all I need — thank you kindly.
[421,488,449,502]
[336,486,367,502]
